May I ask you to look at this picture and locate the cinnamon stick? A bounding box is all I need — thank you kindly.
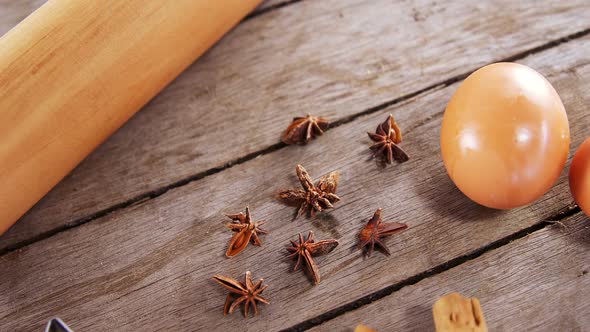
[432,293,487,332]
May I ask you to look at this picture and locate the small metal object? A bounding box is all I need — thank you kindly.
[45,318,73,332]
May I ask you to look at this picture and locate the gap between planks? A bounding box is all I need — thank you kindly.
[2,31,588,331]
[1,26,589,258]
[282,204,582,331]
[4,0,590,254]
[246,0,305,20]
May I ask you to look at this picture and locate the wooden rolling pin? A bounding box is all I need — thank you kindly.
[0,0,262,235]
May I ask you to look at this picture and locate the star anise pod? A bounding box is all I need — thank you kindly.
[225,207,268,257]
[359,208,408,257]
[368,114,409,163]
[286,231,339,284]
[277,164,340,218]
[212,271,270,317]
[281,114,329,145]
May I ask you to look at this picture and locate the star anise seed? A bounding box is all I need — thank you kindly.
[277,164,340,219]
[286,231,339,284]
[368,114,409,164]
[225,207,268,257]
[282,114,329,145]
[212,271,270,317]
[359,208,408,257]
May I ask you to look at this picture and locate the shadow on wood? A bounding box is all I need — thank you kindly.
[413,163,506,222]
[404,304,433,332]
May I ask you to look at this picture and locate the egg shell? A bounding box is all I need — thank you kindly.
[441,62,570,209]
[570,138,590,217]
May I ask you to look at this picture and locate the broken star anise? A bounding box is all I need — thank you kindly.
[225,207,268,257]
[286,231,339,284]
[281,114,329,145]
[359,208,408,257]
[212,271,270,317]
[277,164,340,218]
[368,114,410,164]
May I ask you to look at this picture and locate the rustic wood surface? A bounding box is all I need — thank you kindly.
[1,1,589,331]
[1,0,589,252]
[0,0,44,35]
[309,213,590,332]
[1,33,589,330]
[0,0,287,36]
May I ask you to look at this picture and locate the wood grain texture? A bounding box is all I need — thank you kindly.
[0,0,261,240]
[0,0,44,35]
[0,35,588,331]
[1,0,589,251]
[309,213,590,332]
[256,0,297,12]
[0,0,289,36]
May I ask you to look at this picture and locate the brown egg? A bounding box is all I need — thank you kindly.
[570,138,590,217]
[441,63,570,209]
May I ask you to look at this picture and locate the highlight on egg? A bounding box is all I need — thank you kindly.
[440,62,570,209]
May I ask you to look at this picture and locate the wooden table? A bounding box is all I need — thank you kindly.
[1,1,589,331]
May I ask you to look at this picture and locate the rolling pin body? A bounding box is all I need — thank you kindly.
[0,0,261,234]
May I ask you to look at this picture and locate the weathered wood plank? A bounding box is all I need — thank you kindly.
[309,213,590,332]
[0,0,287,36]
[256,0,296,12]
[1,0,589,251]
[0,0,44,36]
[0,35,588,331]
